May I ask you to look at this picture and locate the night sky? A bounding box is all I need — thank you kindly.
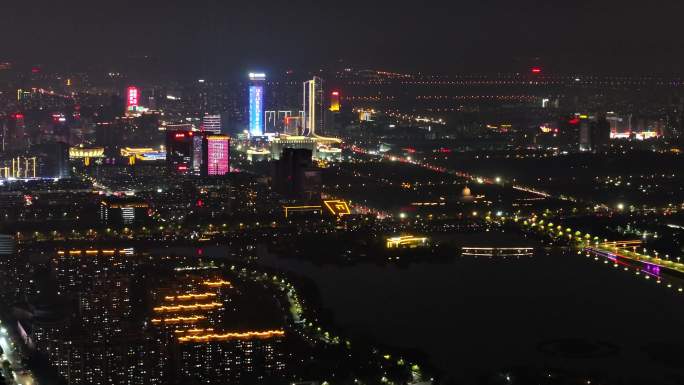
[2,0,684,75]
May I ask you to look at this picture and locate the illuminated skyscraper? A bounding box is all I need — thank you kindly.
[302,77,324,136]
[203,135,230,176]
[126,86,139,112]
[248,73,266,136]
[166,130,229,176]
[330,91,340,112]
[166,130,195,174]
[201,114,222,134]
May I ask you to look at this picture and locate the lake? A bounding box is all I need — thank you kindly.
[255,246,684,384]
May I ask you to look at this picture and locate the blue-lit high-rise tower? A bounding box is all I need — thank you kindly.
[248,72,265,136]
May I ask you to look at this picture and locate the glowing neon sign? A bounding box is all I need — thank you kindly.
[323,199,351,217]
[330,91,341,112]
[126,86,139,109]
[206,136,230,176]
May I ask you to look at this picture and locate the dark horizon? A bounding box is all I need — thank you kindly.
[2,0,684,76]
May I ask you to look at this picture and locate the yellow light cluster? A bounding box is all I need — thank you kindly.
[164,293,217,301]
[120,147,155,156]
[57,249,117,256]
[174,328,214,334]
[177,330,285,343]
[69,147,105,159]
[202,280,232,287]
[150,315,206,325]
[153,302,222,313]
[386,235,428,248]
[323,199,351,217]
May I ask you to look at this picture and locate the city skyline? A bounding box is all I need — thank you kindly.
[3,2,684,385]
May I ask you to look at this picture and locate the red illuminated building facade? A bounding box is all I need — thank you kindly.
[203,135,230,176]
[126,86,139,111]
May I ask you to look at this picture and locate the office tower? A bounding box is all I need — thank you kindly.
[166,130,195,174]
[201,114,222,134]
[203,135,230,176]
[330,90,340,112]
[0,234,17,305]
[95,122,117,148]
[265,111,277,133]
[591,114,611,148]
[192,134,204,174]
[579,121,591,151]
[578,114,610,152]
[0,234,14,256]
[272,148,321,201]
[2,113,26,151]
[266,111,298,134]
[166,130,230,176]
[52,113,70,145]
[126,86,139,112]
[33,141,69,178]
[248,73,266,136]
[302,77,324,136]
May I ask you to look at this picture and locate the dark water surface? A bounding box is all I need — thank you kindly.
[257,249,684,383]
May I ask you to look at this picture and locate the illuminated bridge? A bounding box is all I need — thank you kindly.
[461,247,534,257]
[585,240,684,280]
